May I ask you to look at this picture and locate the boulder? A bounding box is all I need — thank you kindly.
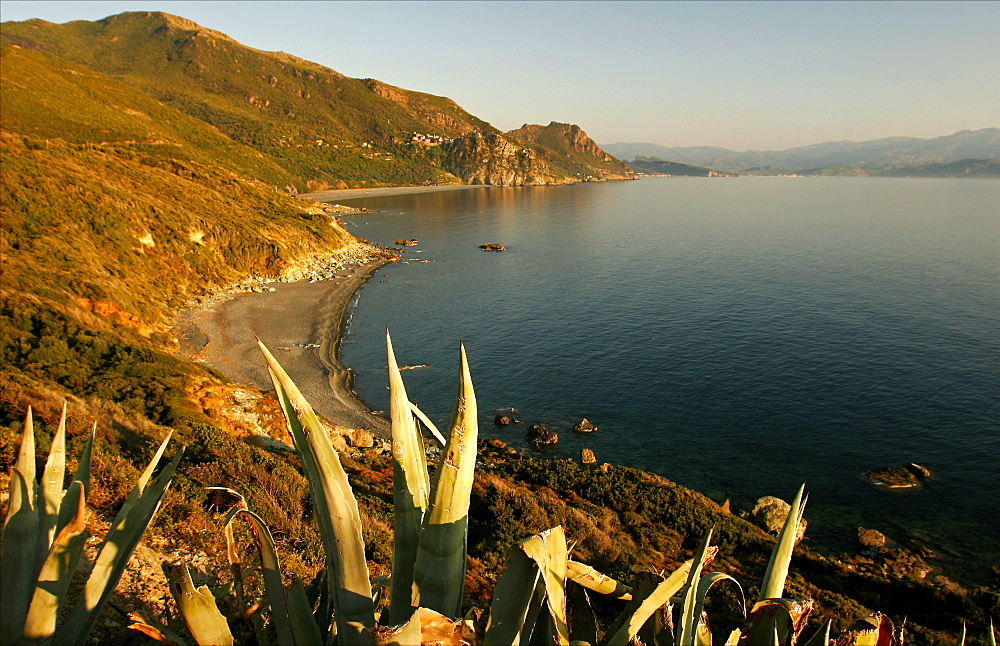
[346,428,375,449]
[598,463,612,474]
[748,496,808,542]
[479,243,506,251]
[526,424,558,448]
[580,448,597,465]
[858,527,888,550]
[573,418,598,433]
[494,415,511,426]
[905,463,932,479]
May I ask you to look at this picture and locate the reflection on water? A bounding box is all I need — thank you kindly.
[339,178,1000,582]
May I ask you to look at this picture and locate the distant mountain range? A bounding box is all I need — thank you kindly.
[602,129,1000,177]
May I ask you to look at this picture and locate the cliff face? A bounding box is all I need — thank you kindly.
[507,122,635,181]
[442,131,559,186]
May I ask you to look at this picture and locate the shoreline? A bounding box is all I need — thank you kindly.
[174,248,393,436]
[298,183,493,203]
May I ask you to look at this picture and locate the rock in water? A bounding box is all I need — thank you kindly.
[580,448,597,465]
[865,463,931,488]
[494,415,511,426]
[573,418,598,432]
[526,424,558,448]
[479,243,506,251]
[858,527,888,550]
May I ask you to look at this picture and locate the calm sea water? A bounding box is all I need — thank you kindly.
[337,178,1000,579]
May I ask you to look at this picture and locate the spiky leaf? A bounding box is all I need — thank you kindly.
[258,339,375,643]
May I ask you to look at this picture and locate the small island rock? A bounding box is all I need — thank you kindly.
[526,424,558,448]
[573,418,598,433]
[479,243,506,251]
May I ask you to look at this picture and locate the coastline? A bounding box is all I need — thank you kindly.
[298,183,492,203]
[174,248,393,436]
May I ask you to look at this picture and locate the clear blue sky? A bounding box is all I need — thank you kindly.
[2,1,997,150]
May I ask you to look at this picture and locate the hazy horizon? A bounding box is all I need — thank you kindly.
[2,1,997,150]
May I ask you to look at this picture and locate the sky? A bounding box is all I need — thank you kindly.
[2,1,998,151]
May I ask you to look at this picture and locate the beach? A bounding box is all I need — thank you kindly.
[174,184,493,437]
[298,184,491,203]
[174,254,393,436]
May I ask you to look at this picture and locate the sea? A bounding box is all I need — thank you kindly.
[333,177,1000,582]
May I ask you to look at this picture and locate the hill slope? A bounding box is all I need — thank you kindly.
[1,11,626,189]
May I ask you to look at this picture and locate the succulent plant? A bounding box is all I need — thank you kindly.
[1,404,180,645]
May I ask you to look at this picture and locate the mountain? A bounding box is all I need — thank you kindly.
[601,129,1000,175]
[506,122,635,182]
[1,11,629,190]
[627,156,736,177]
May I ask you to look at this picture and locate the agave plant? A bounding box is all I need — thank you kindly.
[137,332,986,645]
[0,404,181,645]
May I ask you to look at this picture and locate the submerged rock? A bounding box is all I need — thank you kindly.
[865,463,932,488]
[494,415,511,426]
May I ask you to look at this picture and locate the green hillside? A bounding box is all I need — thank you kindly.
[507,122,635,181]
[1,12,625,190]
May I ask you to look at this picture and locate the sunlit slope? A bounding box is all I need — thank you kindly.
[1,11,627,189]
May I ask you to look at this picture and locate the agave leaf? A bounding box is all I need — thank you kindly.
[604,560,694,645]
[55,447,183,644]
[600,570,662,646]
[38,403,68,560]
[127,610,188,645]
[373,607,424,646]
[408,402,447,447]
[744,599,814,646]
[566,560,633,600]
[225,507,294,646]
[957,621,966,646]
[13,407,38,505]
[691,571,745,646]
[258,339,375,643]
[385,331,430,626]
[566,580,599,646]
[676,528,715,646]
[483,541,544,645]
[724,628,742,645]
[412,343,478,618]
[22,481,88,643]
[520,527,570,645]
[989,618,996,646]
[165,562,235,646]
[0,468,40,644]
[759,484,807,602]
[287,577,323,646]
[56,424,95,537]
[802,619,832,646]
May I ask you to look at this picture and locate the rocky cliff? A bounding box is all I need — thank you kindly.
[507,122,635,181]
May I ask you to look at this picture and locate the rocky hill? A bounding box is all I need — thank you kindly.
[1,11,627,190]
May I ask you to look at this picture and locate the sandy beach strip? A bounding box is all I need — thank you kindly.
[175,254,393,437]
[298,183,492,203]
